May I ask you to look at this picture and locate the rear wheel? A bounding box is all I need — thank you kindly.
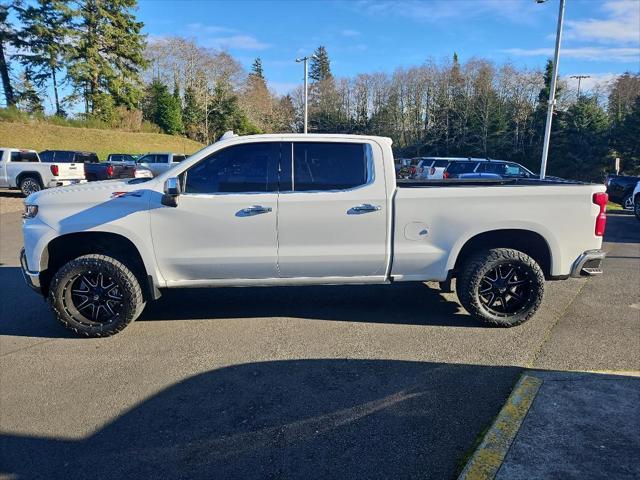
[634,197,640,221]
[457,248,544,327]
[48,254,146,337]
[19,176,42,197]
[622,194,633,210]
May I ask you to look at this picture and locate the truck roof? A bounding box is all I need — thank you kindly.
[0,147,37,153]
[215,133,394,145]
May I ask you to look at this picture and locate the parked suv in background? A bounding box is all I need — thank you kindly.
[444,159,537,179]
[605,174,640,210]
[40,150,99,164]
[111,152,188,177]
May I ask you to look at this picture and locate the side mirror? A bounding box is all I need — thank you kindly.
[161,177,181,207]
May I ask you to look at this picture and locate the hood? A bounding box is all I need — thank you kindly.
[26,178,159,205]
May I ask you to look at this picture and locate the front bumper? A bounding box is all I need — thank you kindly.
[20,248,41,294]
[570,249,606,278]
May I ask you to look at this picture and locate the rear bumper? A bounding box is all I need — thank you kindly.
[20,248,41,294]
[570,249,606,278]
[47,179,87,188]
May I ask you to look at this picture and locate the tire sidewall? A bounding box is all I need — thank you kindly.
[459,249,545,327]
[20,177,42,197]
[635,199,640,221]
[49,255,144,337]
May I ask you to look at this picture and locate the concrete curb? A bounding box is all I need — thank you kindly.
[458,375,543,480]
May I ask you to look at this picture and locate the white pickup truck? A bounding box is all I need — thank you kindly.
[20,134,608,337]
[1,148,86,196]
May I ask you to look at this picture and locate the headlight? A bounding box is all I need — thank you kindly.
[22,204,38,219]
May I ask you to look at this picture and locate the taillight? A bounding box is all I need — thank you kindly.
[430,166,436,176]
[443,171,450,179]
[593,192,608,236]
[50,164,59,176]
[409,166,416,175]
[106,165,114,177]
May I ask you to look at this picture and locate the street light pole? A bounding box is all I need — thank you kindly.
[570,74,590,99]
[538,0,566,180]
[296,56,310,134]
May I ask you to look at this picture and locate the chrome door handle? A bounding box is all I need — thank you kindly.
[349,203,381,214]
[238,205,273,216]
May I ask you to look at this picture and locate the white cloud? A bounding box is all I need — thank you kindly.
[341,29,361,37]
[562,72,621,93]
[204,35,271,51]
[353,0,538,24]
[186,23,238,34]
[565,1,640,44]
[503,47,640,62]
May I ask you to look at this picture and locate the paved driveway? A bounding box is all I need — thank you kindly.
[1,193,638,479]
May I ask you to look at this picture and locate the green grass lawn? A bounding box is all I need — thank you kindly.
[0,121,204,160]
[607,201,624,211]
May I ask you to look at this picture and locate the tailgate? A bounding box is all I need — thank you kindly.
[55,163,86,180]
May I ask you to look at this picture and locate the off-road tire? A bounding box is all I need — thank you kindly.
[19,176,42,197]
[48,254,146,337]
[457,248,545,327]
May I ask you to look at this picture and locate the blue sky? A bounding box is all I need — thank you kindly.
[139,0,640,94]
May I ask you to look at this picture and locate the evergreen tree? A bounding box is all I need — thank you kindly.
[550,97,610,181]
[182,85,204,139]
[208,83,260,139]
[68,0,147,118]
[249,57,264,80]
[0,3,17,107]
[16,0,72,116]
[144,79,183,134]
[612,95,640,174]
[18,73,44,115]
[309,46,331,82]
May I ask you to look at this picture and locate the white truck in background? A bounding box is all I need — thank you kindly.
[0,148,87,196]
[20,133,608,337]
[110,152,188,177]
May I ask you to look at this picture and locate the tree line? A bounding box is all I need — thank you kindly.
[1,1,638,180]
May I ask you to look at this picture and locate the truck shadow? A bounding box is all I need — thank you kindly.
[0,359,523,480]
[0,267,474,339]
[141,282,474,328]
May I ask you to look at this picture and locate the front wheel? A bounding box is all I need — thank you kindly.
[456,248,545,327]
[48,254,146,337]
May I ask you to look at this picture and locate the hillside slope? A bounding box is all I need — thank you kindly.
[0,121,204,160]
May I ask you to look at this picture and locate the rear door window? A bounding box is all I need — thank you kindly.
[10,151,39,162]
[433,160,449,168]
[173,155,187,162]
[39,151,54,162]
[291,142,370,191]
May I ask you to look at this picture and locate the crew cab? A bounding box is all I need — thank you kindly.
[20,134,608,337]
[0,148,86,196]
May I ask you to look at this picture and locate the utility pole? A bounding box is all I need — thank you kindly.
[295,54,317,134]
[570,74,590,99]
[537,0,566,180]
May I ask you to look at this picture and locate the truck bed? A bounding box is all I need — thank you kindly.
[397,178,584,188]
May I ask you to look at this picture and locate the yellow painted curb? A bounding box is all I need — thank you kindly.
[458,375,543,480]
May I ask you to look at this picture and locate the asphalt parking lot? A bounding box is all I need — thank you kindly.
[1,191,638,480]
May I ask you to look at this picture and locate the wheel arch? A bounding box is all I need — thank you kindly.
[16,171,44,188]
[450,229,553,278]
[39,231,159,300]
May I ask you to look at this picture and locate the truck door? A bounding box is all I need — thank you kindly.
[276,141,389,279]
[149,142,281,282]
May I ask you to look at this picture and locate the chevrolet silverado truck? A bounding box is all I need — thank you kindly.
[20,134,608,337]
[0,148,86,196]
